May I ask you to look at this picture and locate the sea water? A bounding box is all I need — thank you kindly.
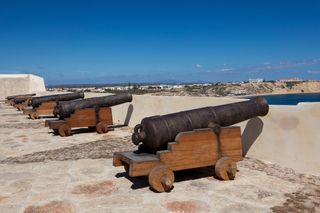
[247,93,320,105]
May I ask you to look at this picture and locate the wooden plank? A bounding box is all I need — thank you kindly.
[113,151,160,177]
[99,108,113,124]
[65,107,113,128]
[158,127,242,171]
[46,120,66,129]
[130,161,160,177]
[37,101,56,115]
[114,151,159,164]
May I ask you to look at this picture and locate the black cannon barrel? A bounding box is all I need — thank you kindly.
[54,94,133,118]
[7,93,36,100]
[13,96,33,104]
[31,92,84,108]
[132,97,269,153]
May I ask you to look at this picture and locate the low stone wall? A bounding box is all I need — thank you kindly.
[109,94,320,176]
[242,102,320,176]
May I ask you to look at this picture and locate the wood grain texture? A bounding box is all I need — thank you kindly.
[158,127,242,171]
[36,101,57,115]
[148,164,174,192]
[215,156,237,180]
[113,151,159,176]
[64,107,113,128]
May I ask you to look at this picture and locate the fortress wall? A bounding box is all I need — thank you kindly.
[110,94,320,176]
[243,103,320,176]
[110,95,245,125]
[28,74,46,93]
[0,74,46,99]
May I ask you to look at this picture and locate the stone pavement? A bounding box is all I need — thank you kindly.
[0,101,319,213]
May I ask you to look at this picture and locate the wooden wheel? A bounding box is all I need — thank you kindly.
[30,112,39,120]
[96,121,108,134]
[148,165,174,192]
[215,157,237,180]
[58,124,72,137]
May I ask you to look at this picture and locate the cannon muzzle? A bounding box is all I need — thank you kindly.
[132,97,269,153]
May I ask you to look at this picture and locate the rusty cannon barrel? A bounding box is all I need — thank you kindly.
[54,94,133,118]
[31,92,84,108]
[132,97,269,153]
[6,93,36,100]
[11,94,36,105]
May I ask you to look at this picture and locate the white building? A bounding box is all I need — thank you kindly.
[248,78,264,83]
[0,74,46,99]
[277,78,303,83]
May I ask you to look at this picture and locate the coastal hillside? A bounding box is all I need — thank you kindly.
[152,81,320,97]
[56,81,320,97]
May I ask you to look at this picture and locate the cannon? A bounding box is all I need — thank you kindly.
[132,97,268,153]
[54,93,133,118]
[13,97,31,104]
[30,92,84,108]
[114,97,269,192]
[6,93,36,100]
[5,93,36,106]
[24,92,84,119]
[12,96,34,111]
[46,94,132,136]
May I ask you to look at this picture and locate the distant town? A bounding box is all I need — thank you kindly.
[48,78,320,97]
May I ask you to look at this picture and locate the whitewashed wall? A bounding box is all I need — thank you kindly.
[0,74,45,99]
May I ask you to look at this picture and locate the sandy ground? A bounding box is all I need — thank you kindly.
[0,101,319,213]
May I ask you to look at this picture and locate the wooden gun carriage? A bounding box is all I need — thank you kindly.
[45,107,113,136]
[114,97,269,192]
[114,126,242,192]
[46,94,132,137]
[24,101,58,119]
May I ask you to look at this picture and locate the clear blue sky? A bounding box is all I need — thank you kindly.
[0,0,320,85]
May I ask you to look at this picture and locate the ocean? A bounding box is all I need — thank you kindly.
[246,93,320,105]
